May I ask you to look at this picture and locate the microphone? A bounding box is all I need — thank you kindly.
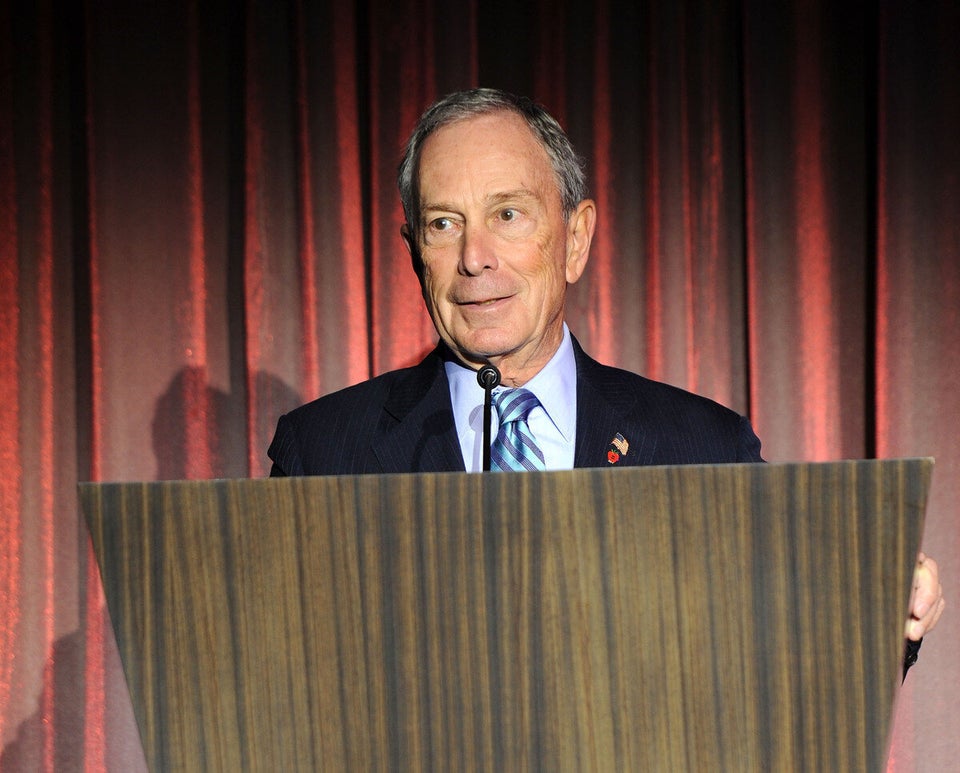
[477,364,501,471]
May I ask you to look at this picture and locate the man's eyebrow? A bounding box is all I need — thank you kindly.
[420,201,459,215]
[421,189,540,213]
[487,189,539,206]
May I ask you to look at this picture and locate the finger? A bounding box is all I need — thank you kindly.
[911,556,940,618]
[928,595,946,631]
[919,589,945,628]
[907,595,946,640]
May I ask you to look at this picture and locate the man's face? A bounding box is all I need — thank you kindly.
[403,111,595,384]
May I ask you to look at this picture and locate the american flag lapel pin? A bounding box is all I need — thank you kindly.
[607,433,629,464]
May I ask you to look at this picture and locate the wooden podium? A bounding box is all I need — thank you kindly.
[81,460,931,771]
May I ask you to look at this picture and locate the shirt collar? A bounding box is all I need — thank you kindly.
[443,324,577,442]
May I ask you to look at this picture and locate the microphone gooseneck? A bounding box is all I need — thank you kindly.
[477,365,501,471]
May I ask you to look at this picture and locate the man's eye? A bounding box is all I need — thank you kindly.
[499,209,517,222]
[430,217,451,231]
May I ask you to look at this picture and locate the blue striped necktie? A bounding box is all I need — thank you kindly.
[491,388,546,472]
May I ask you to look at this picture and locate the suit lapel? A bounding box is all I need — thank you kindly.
[371,339,658,472]
[372,347,466,474]
[572,340,659,468]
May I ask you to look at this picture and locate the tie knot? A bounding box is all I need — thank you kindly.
[494,388,541,425]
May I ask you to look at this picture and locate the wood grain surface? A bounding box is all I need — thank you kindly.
[81,460,931,771]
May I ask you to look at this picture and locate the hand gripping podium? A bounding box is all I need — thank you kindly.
[81,460,931,771]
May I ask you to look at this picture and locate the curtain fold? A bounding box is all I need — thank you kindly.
[743,1,872,461]
[2,1,957,768]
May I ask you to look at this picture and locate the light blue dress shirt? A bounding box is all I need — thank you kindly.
[444,324,577,472]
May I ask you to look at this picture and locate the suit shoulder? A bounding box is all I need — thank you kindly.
[581,353,742,420]
[268,350,445,475]
[281,349,442,426]
[574,344,762,464]
[282,369,397,425]
[626,367,741,418]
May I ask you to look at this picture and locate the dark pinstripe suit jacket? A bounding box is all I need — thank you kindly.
[267,337,763,476]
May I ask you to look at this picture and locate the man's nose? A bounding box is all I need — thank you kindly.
[459,223,499,276]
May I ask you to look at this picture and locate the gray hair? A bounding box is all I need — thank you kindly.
[397,88,587,231]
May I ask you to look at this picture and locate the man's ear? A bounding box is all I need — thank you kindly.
[401,223,426,287]
[564,199,596,284]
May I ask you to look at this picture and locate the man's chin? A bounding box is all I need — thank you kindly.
[446,334,516,369]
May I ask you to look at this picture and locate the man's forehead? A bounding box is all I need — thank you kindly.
[416,112,557,195]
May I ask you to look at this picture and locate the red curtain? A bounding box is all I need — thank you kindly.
[2,0,958,768]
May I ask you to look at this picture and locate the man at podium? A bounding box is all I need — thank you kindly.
[268,88,943,660]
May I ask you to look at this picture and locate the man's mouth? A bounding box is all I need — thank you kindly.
[456,294,511,306]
